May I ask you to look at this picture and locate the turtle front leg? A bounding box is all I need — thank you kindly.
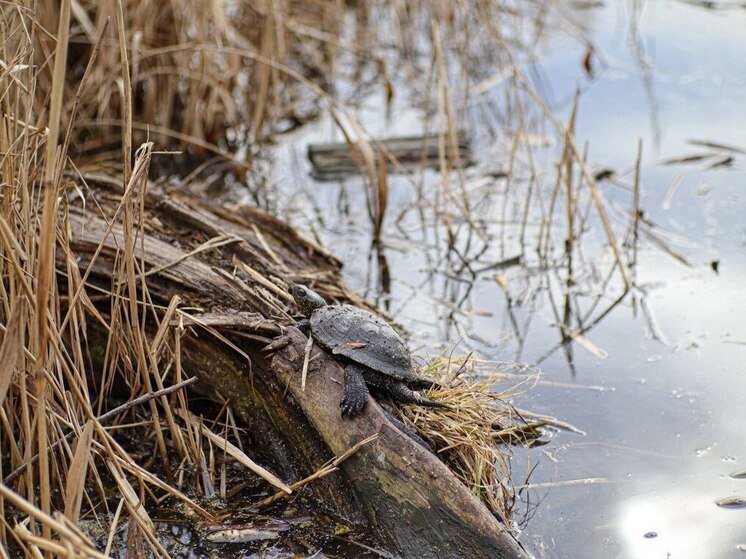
[386,380,452,411]
[296,319,311,336]
[340,363,370,418]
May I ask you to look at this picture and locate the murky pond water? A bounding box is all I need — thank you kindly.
[262,1,746,557]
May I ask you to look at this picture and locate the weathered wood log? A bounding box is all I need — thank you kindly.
[271,328,529,559]
[63,179,528,558]
[307,131,473,180]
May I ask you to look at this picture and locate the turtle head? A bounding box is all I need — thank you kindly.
[290,284,327,316]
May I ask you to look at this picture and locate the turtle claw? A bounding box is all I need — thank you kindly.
[340,393,367,417]
[340,363,370,418]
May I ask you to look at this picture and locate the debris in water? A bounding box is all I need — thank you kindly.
[307,131,472,180]
[205,524,287,543]
[715,497,746,509]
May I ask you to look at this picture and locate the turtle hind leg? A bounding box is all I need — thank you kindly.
[385,379,452,410]
[340,363,370,418]
[410,377,446,391]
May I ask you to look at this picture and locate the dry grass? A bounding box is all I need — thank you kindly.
[31,0,344,153]
[400,356,545,522]
[0,1,353,555]
[0,1,459,554]
[0,0,648,556]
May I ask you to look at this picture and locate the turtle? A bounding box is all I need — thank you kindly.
[290,284,450,417]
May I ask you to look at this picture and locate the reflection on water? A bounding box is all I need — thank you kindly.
[266,1,746,557]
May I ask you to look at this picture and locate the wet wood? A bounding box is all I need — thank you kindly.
[270,328,528,559]
[64,178,527,558]
[307,131,472,180]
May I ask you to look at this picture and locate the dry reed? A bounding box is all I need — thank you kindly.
[400,356,545,521]
[0,0,648,555]
[0,1,352,555]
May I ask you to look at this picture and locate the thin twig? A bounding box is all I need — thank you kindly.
[176,409,292,494]
[3,377,198,485]
[301,335,313,391]
[251,434,378,509]
[143,234,242,277]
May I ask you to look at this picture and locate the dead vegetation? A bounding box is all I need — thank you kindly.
[32,0,344,153]
[0,1,352,555]
[401,357,542,521]
[0,0,656,556]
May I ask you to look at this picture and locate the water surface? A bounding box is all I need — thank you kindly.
[266,1,746,557]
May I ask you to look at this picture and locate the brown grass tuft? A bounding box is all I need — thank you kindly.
[401,357,545,521]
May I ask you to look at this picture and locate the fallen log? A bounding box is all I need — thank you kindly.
[63,178,528,558]
[270,328,528,559]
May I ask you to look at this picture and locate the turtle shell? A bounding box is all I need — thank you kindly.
[310,304,417,381]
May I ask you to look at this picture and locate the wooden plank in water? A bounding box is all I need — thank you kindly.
[307,131,472,180]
